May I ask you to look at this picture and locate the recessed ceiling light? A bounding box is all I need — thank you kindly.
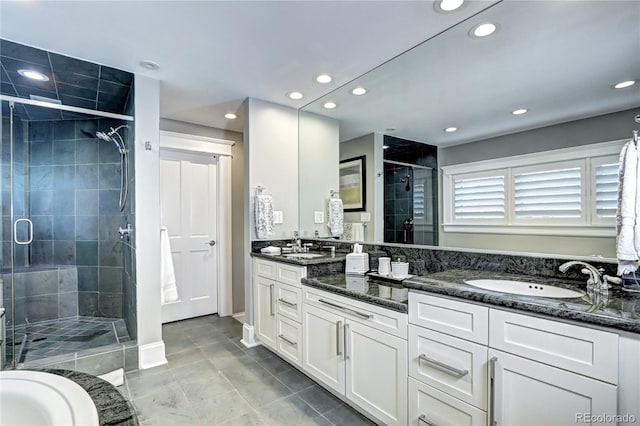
[315,74,332,84]
[512,108,528,115]
[140,60,160,70]
[351,87,367,96]
[17,69,49,82]
[287,91,303,100]
[471,23,497,38]
[444,127,458,133]
[323,102,337,109]
[613,80,636,89]
[436,0,464,12]
[224,113,237,119]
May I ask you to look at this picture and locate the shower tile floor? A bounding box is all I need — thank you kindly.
[11,317,130,365]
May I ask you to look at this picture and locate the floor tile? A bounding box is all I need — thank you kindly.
[257,394,323,426]
[219,360,272,388]
[191,389,253,425]
[217,410,268,426]
[298,385,344,414]
[323,403,376,426]
[236,375,293,408]
[275,368,316,393]
[131,383,198,425]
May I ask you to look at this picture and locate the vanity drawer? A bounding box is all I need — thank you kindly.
[277,263,306,287]
[409,325,488,409]
[489,309,618,384]
[408,378,486,426]
[254,258,278,280]
[303,287,408,339]
[276,316,302,367]
[276,282,302,323]
[409,292,488,345]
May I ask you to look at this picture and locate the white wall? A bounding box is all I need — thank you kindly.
[299,110,339,238]
[246,98,299,241]
[134,75,166,369]
[242,98,298,335]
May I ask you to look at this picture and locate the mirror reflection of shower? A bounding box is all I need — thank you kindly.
[96,125,129,211]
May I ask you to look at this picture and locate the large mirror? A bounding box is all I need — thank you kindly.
[299,0,640,258]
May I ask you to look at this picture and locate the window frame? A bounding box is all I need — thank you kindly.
[441,139,626,237]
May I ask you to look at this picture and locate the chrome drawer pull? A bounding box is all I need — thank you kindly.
[278,298,297,308]
[418,414,437,426]
[489,356,498,426]
[278,334,297,347]
[319,299,373,319]
[269,284,275,316]
[418,354,469,378]
[336,321,343,356]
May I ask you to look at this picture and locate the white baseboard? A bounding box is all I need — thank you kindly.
[240,324,260,348]
[138,341,168,370]
[232,312,246,324]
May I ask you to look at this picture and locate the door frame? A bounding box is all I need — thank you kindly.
[159,130,234,317]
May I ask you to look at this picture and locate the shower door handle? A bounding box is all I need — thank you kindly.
[13,218,33,245]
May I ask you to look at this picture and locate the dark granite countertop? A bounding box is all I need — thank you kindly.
[302,274,409,313]
[44,369,138,426]
[251,251,347,266]
[405,269,640,334]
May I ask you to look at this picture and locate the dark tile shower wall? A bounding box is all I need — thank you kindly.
[27,118,129,318]
[384,164,413,243]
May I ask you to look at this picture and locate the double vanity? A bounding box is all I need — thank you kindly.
[251,248,640,426]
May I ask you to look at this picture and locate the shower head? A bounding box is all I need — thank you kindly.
[401,174,411,191]
[96,130,126,154]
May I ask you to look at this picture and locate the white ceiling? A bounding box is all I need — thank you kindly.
[303,0,640,146]
[0,0,497,133]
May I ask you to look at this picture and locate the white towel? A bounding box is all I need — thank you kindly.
[255,194,274,239]
[352,222,365,241]
[160,226,178,304]
[328,198,344,237]
[616,140,640,275]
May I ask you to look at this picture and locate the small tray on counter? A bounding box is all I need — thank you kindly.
[366,271,415,283]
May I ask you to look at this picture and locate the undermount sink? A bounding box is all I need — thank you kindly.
[464,279,585,299]
[282,253,327,259]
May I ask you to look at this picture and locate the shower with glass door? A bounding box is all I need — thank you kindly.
[1,39,138,372]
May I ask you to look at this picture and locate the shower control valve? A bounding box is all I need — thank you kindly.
[118,224,132,241]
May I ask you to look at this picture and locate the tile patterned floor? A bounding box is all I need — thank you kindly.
[11,317,129,365]
[121,315,376,426]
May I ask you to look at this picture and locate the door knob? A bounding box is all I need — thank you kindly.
[205,240,216,246]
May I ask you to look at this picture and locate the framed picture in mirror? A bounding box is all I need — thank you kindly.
[339,155,366,211]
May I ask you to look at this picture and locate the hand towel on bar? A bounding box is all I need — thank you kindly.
[616,140,640,275]
[255,194,274,239]
[328,198,344,237]
[352,222,365,241]
[160,226,178,304]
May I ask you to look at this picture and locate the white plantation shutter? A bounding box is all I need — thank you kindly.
[514,167,583,219]
[594,162,619,219]
[454,175,505,219]
[413,183,425,219]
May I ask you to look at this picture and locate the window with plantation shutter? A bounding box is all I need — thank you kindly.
[441,139,625,237]
[514,166,582,219]
[454,175,505,219]
[594,162,619,219]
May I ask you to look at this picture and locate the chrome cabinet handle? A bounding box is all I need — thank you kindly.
[344,323,350,360]
[278,334,297,347]
[278,298,297,308]
[489,356,498,426]
[418,354,469,378]
[336,320,343,356]
[418,414,437,426]
[269,284,275,316]
[13,218,33,245]
[319,299,372,319]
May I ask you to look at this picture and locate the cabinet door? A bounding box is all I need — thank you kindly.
[254,275,276,349]
[302,303,345,395]
[490,349,617,426]
[276,315,302,367]
[345,320,408,425]
[408,378,486,426]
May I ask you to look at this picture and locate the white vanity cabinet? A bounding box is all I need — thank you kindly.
[408,291,623,426]
[253,258,306,366]
[302,287,409,426]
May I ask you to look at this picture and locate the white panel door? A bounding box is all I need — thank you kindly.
[160,151,218,323]
[345,320,408,425]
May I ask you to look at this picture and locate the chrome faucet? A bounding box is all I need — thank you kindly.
[321,245,336,257]
[558,261,619,292]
